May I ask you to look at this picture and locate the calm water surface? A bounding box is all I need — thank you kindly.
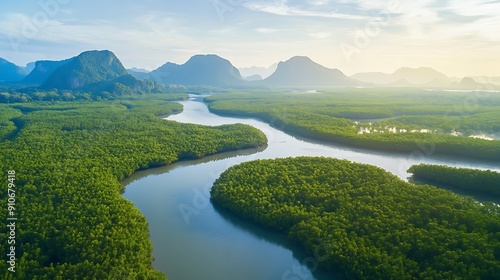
[122,95,500,280]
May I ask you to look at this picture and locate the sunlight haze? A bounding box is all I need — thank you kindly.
[1,0,499,77]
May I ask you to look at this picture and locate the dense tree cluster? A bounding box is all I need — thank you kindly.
[408,164,500,196]
[0,95,267,279]
[206,89,500,161]
[0,75,167,103]
[211,157,500,279]
[0,105,22,139]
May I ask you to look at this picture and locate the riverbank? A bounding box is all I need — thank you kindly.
[205,91,500,162]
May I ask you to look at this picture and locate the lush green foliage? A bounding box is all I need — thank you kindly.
[206,89,500,161]
[0,78,167,103]
[408,164,500,196]
[0,105,22,140]
[0,96,267,279]
[212,157,500,279]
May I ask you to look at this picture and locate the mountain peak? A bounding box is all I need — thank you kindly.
[278,56,318,68]
[460,77,479,89]
[394,67,447,76]
[149,54,243,87]
[284,56,314,62]
[41,50,128,90]
[189,54,224,60]
[185,54,237,69]
[262,56,358,86]
[77,50,122,68]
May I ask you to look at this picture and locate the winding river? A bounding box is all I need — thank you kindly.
[122,95,500,280]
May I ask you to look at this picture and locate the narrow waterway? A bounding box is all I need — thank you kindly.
[122,95,500,280]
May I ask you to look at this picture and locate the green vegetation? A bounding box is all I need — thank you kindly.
[408,164,500,196]
[0,105,23,139]
[0,79,167,103]
[0,95,267,279]
[206,89,500,161]
[211,157,500,279]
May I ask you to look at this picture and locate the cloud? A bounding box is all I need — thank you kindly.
[243,0,369,20]
[309,0,331,6]
[446,0,500,17]
[0,10,200,68]
[336,0,400,12]
[255,28,279,33]
[336,0,500,38]
[0,11,193,48]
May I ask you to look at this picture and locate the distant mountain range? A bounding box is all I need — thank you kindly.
[351,67,453,86]
[0,58,27,82]
[469,76,500,85]
[455,77,499,90]
[349,67,500,89]
[258,56,360,87]
[2,51,500,94]
[239,64,277,80]
[350,67,500,90]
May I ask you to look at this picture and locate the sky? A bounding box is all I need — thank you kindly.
[1,0,500,77]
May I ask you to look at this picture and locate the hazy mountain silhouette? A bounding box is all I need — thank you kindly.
[24,62,36,74]
[260,56,359,86]
[149,54,244,87]
[41,50,128,90]
[351,67,451,86]
[244,74,263,81]
[129,67,149,73]
[470,76,500,85]
[393,67,449,84]
[0,58,27,82]
[127,68,150,80]
[239,63,277,79]
[459,77,480,89]
[23,59,72,84]
[444,77,498,90]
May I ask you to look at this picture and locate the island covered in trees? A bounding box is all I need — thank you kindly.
[211,157,500,279]
[408,164,500,196]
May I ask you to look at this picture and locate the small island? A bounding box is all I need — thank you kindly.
[212,157,500,279]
